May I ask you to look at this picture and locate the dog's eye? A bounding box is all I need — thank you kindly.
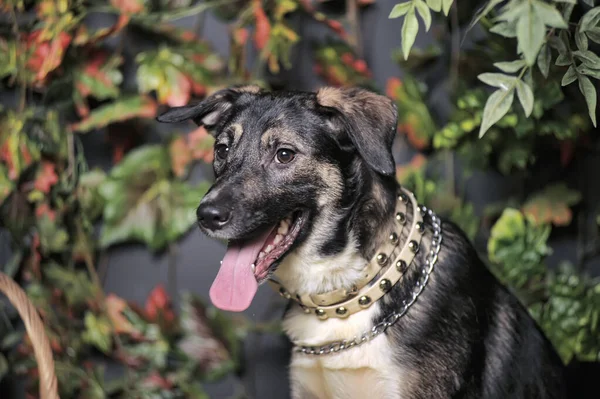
[215,144,229,160]
[276,148,295,164]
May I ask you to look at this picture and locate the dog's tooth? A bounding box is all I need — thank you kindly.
[258,252,265,259]
[274,234,283,244]
[251,263,256,273]
[278,224,289,235]
[265,245,274,253]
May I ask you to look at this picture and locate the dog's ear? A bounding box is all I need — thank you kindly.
[316,87,397,176]
[156,85,262,131]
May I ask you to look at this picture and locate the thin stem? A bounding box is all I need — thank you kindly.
[167,243,179,303]
[450,2,460,91]
[346,0,362,58]
[82,253,133,392]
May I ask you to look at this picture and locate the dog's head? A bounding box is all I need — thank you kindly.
[157,85,398,311]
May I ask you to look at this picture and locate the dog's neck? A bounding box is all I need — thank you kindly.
[273,170,401,298]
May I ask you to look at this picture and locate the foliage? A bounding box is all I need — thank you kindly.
[0,0,599,397]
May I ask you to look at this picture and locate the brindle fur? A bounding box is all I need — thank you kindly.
[158,85,568,399]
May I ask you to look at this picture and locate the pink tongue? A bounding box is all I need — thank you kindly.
[209,227,274,312]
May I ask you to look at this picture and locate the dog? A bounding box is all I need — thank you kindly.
[157,85,568,399]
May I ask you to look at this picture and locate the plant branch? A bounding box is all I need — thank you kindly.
[346,0,363,58]
[450,2,460,91]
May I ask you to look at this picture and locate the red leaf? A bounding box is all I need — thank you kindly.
[35,203,56,221]
[145,284,175,323]
[24,31,71,82]
[253,1,271,50]
[34,161,58,193]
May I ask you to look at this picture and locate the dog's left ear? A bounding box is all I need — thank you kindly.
[156,85,262,132]
[316,87,397,176]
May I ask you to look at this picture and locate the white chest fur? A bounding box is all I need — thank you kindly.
[283,304,409,399]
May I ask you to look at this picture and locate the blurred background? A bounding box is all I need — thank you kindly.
[1,0,600,397]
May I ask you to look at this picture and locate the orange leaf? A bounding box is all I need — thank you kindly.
[169,136,192,177]
[110,0,145,14]
[105,293,139,336]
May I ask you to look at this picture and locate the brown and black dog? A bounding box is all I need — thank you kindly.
[158,85,567,399]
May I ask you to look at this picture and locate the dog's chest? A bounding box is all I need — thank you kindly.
[283,305,411,399]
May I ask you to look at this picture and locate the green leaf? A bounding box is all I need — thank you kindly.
[532,0,567,29]
[2,250,22,278]
[69,96,157,133]
[478,72,517,88]
[465,0,506,37]
[552,0,576,3]
[389,2,412,18]
[517,3,546,66]
[99,145,211,250]
[582,0,595,6]
[562,66,578,86]
[415,0,432,31]
[555,53,571,66]
[0,164,13,206]
[426,0,442,12]
[578,66,600,80]
[585,28,600,44]
[573,50,600,69]
[1,331,23,350]
[442,0,454,16]
[516,80,534,116]
[576,32,589,51]
[82,312,112,354]
[491,21,518,37]
[537,44,551,78]
[494,59,526,73]
[402,9,419,60]
[487,208,551,288]
[578,75,597,127]
[479,88,515,138]
[0,353,7,383]
[498,1,528,22]
[580,7,600,32]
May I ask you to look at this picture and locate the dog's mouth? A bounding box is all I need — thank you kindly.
[209,210,306,312]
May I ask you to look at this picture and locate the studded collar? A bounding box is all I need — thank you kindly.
[268,186,425,320]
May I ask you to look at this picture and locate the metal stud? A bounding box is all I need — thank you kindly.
[358,295,371,307]
[379,279,392,292]
[315,309,328,320]
[416,221,425,233]
[389,232,398,245]
[396,259,407,273]
[336,307,348,316]
[376,253,388,265]
[279,288,291,299]
[419,206,426,217]
[395,212,406,224]
[408,240,419,253]
[398,193,409,204]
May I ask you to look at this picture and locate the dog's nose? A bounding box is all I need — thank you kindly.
[197,204,231,230]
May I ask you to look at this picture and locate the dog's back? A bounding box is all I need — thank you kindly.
[381,221,567,399]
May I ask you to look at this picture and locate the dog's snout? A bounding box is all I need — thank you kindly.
[197,204,231,231]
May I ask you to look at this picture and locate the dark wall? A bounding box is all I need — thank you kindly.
[3,0,600,398]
